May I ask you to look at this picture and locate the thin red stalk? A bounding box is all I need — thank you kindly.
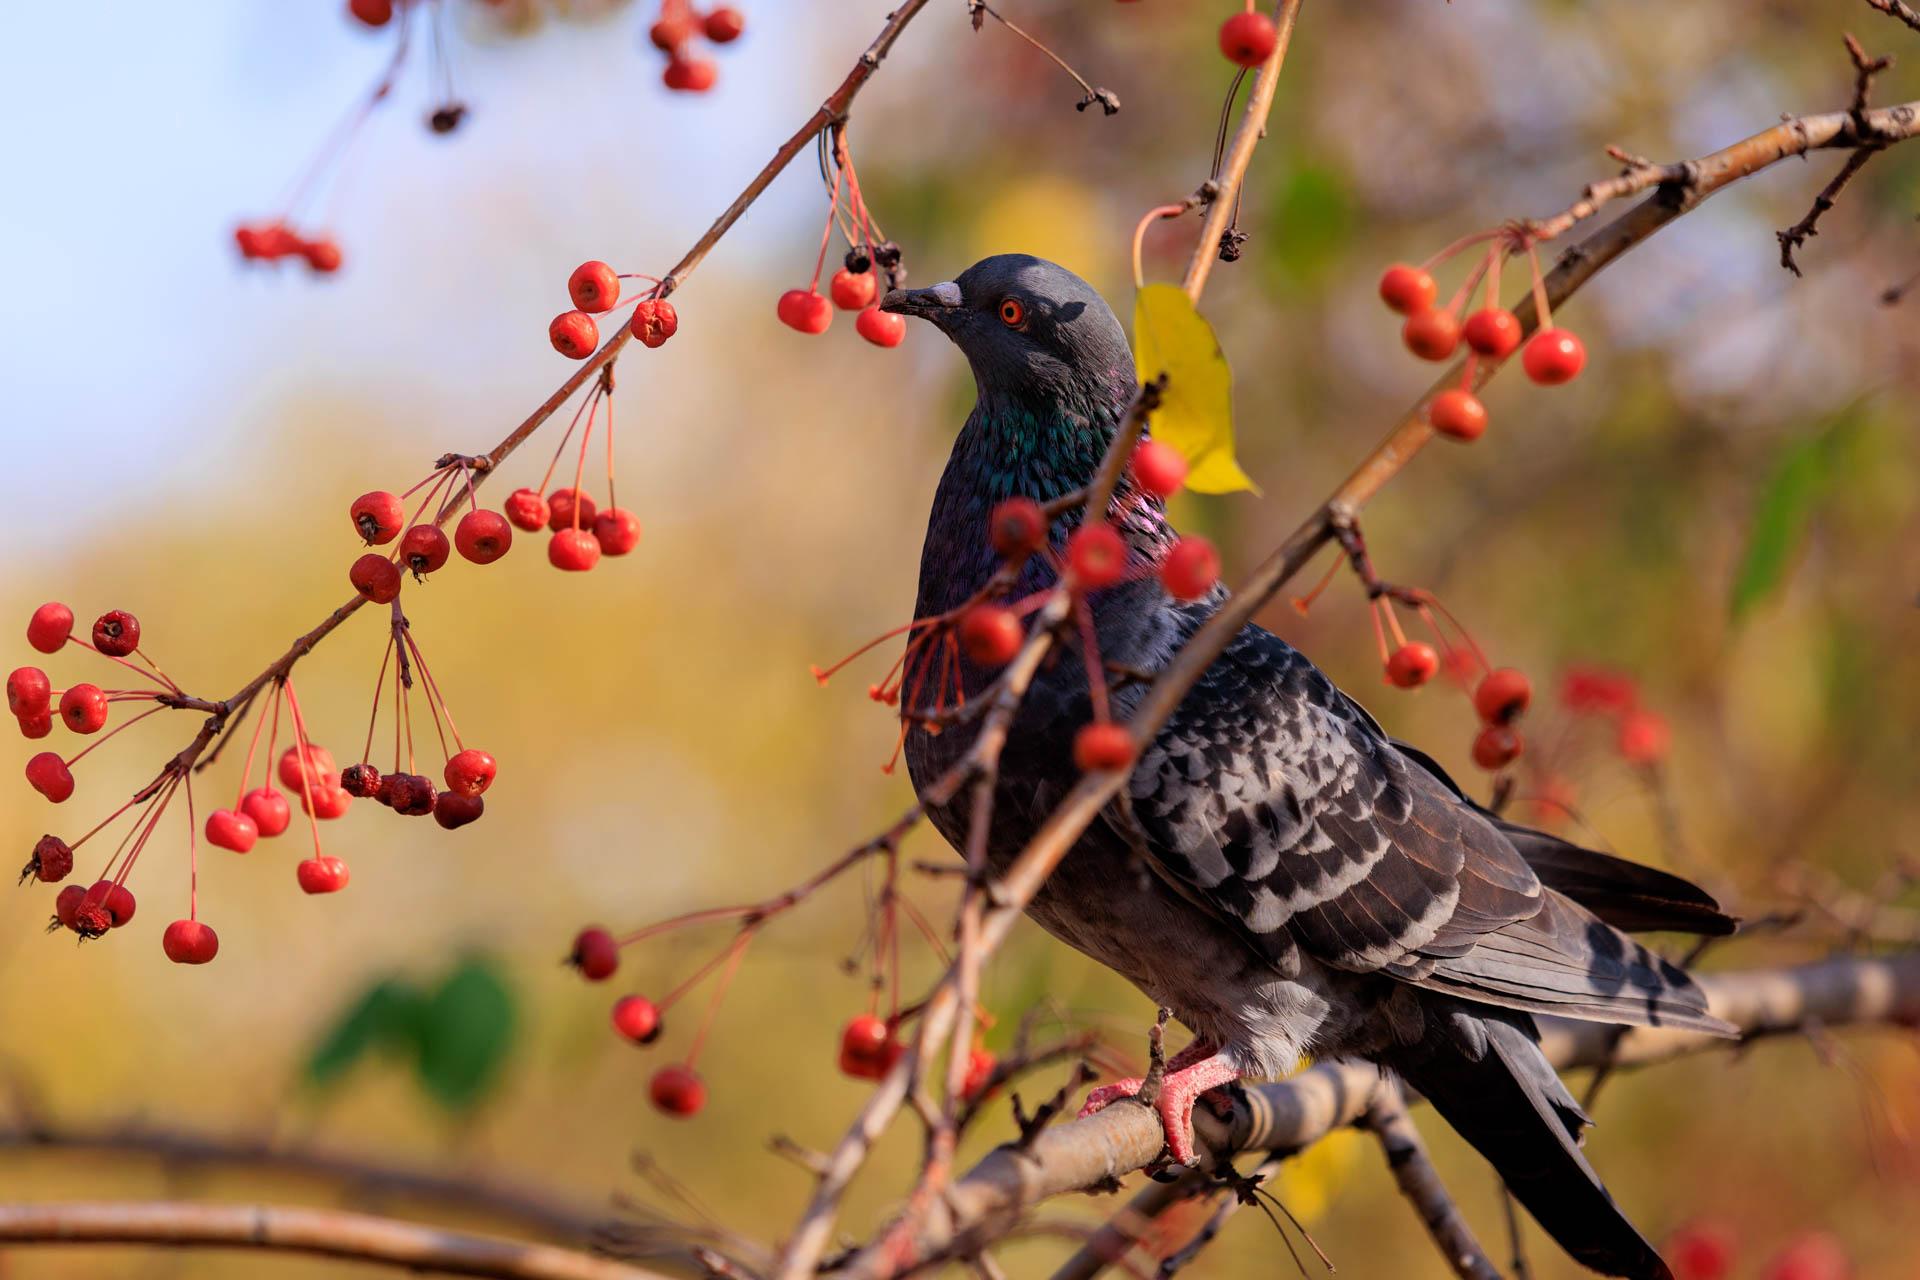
[62,705,167,769]
[282,680,326,857]
[362,631,397,764]
[682,932,752,1068]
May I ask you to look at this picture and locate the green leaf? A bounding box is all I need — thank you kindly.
[303,977,426,1088]
[413,958,516,1113]
[1131,283,1256,495]
[1729,412,1861,622]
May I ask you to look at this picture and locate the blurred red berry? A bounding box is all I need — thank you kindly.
[1428,389,1487,442]
[614,994,662,1043]
[989,498,1048,559]
[663,56,717,92]
[838,1014,901,1080]
[242,787,291,837]
[1522,328,1585,385]
[961,1046,997,1100]
[1073,722,1134,772]
[1160,535,1220,600]
[648,15,695,49]
[959,605,1024,667]
[546,487,597,532]
[1378,264,1437,315]
[549,529,601,572]
[570,927,620,982]
[1386,642,1440,688]
[777,288,832,334]
[91,610,140,658]
[1616,710,1670,766]
[59,685,108,735]
[349,0,393,27]
[1473,668,1532,724]
[1471,724,1523,770]
[302,238,343,274]
[568,260,620,314]
[1666,1219,1737,1280]
[549,310,599,359]
[1760,1233,1849,1280]
[855,306,906,348]
[162,919,220,965]
[1559,665,1638,715]
[1218,11,1278,67]
[1463,307,1522,358]
[7,667,51,719]
[280,743,339,792]
[301,784,354,820]
[1067,522,1128,589]
[594,507,642,556]
[649,1065,706,1115]
[1130,440,1188,498]
[703,6,745,42]
[504,488,550,532]
[433,792,484,829]
[1403,308,1461,361]
[27,602,74,654]
[205,809,259,853]
[84,879,136,927]
[297,855,350,894]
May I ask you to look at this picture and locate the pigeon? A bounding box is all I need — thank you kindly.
[885,255,1736,1280]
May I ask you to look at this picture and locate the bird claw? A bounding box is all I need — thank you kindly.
[1077,1055,1241,1165]
[1076,1077,1145,1119]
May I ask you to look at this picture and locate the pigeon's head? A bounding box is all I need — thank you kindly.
[882,255,1134,405]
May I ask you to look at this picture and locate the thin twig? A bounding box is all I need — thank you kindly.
[1362,1084,1502,1280]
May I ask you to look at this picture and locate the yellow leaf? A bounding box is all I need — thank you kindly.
[1131,283,1256,495]
[1272,1127,1363,1224]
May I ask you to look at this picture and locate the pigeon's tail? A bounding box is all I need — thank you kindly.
[1387,1006,1673,1280]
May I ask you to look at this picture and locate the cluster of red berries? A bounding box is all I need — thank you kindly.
[1217,7,1280,69]
[777,131,905,346]
[1665,1220,1851,1280]
[232,222,343,274]
[646,2,746,93]
[1559,665,1671,767]
[568,926,708,1117]
[548,260,679,362]
[15,603,157,799]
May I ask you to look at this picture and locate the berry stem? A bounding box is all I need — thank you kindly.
[808,161,845,293]
[232,675,275,809]
[536,383,601,497]
[185,771,200,921]
[62,705,167,769]
[282,679,327,859]
[681,931,752,1069]
[1131,203,1191,291]
[362,630,397,765]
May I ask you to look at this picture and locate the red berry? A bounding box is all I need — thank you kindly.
[570,927,620,982]
[703,6,745,42]
[279,743,339,792]
[7,667,51,718]
[1378,264,1437,315]
[1471,724,1523,770]
[17,708,52,739]
[838,1014,901,1080]
[433,791,485,829]
[504,488,550,532]
[59,684,108,735]
[548,529,602,572]
[549,310,599,359]
[1428,389,1487,442]
[54,884,87,932]
[455,509,513,565]
[297,855,350,894]
[444,748,497,797]
[341,763,382,798]
[1160,535,1220,601]
[1386,642,1440,688]
[568,260,620,314]
[399,524,451,575]
[592,507,642,556]
[988,498,1048,559]
[1067,522,1128,590]
[1473,668,1532,724]
[1666,1220,1737,1280]
[205,809,259,853]
[302,238,343,274]
[1522,328,1585,385]
[1616,711,1669,766]
[350,553,402,604]
[613,994,662,1043]
[91,610,140,658]
[1462,307,1522,358]
[242,787,291,837]
[776,288,833,335]
[350,491,405,545]
[162,919,220,965]
[546,487,598,532]
[1218,11,1278,67]
[649,1065,706,1116]
[27,752,74,802]
[1130,440,1188,498]
[630,299,678,348]
[27,602,74,654]
[830,268,877,311]
[855,306,907,348]
[663,57,717,92]
[961,1046,996,1100]
[349,0,392,27]
[1559,666,1639,715]
[1073,722,1134,772]
[648,15,695,49]
[1760,1234,1849,1280]
[959,605,1024,667]
[27,833,73,883]
[1402,308,1461,361]
[301,784,354,820]
[84,879,136,927]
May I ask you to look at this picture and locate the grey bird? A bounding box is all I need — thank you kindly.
[884,255,1736,1280]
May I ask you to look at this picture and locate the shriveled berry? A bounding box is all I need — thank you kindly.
[1130,440,1188,498]
[7,667,51,718]
[776,288,832,335]
[301,784,354,820]
[59,685,108,735]
[838,1014,901,1080]
[1403,308,1461,361]
[27,603,75,654]
[831,268,877,311]
[351,491,406,545]
[433,791,484,829]
[1378,264,1437,315]
[348,0,392,27]
[1616,711,1669,766]
[1160,535,1220,600]
[1218,11,1278,67]
[650,1065,706,1115]
[703,6,745,42]
[1067,522,1128,589]
[546,487,597,532]
[26,833,73,883]
[568,260,620,314]
[648,15,695,49]
[27,752,74,802]
[571,928,620,981]
[399,525,451,575]
[592,507,642,556]
[1428,389,1487,442]
[1463,307,1522,358]
[242,787,291,837]
[84,879,136,927]
[855,306,906,348]
[17,708,52,739]
[279,743,339,791]
[341,763,382,798]
[549,529,601,572]
[385,773,436,816]
[988,498,1047,559]
[959,605,1023,667]
[54,883,87,932]
[205,809,259,853]
[1665,1220,1737,1280]
[504,488,550,532]
[630,299,678,348]
[162,919,220,964]
[71,897,112,938]
[1473,668,1532,724]
[1073,722,1134,772]
[91,610,140,658]
[297,855,350,894]
[662,56,718,92]
[613,994,662,1043]
[1471,724,1523,770]
[350,553,402,604]
[455,509,513,565]
[549,310,599,359]
[1522,328,1585,385]
[1386,642,1440,688]
[444,748,497,797]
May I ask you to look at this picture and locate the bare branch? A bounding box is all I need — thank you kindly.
[1362,1085,1502,1280]
[1863,0,1920,36]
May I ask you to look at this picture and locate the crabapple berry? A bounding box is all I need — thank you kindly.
[838,1014,900,1079]
[1066,522,1128,589]
[454,509,513,565]
[630,299,678,348]
[350,553,403,604]
[613,994,662,1043]
[1616,710,1669,766]
[59,684,108,734]
[961,1046,997,1100]
[444,748,497,797]
[567,260,620,314]
[27,752,74,802]
[1471,724,1523,770]
[242,787,291,837]
[569,927,620,982]
[592,508,642,556]
[1522,328,1585,385]
[302,239,343,274]
[71,896,113,939]
[400,524,451,575]
[351,491,405,545]
[1403,308,1461,361]
[297,855,350,894]
[546,487,597,532]
[988,498,1047,559]
[28,833,73,883]
[830,268,876,311]
[959,605,1023,667]
[433,792,484,829]
[205,809,259,853]
[1378,264,1437,315]
[549,310,599,359]
[1463,307,1522,358]
[162,919,220,965]
[703,6,745,42]
[1160,535,1220,600]
[1666,1220,1737,1280]
[383,773,435,816]
[1073,722,1134,772]
[280,744,339,791]
[776,288,833,334]
[1428,389,1487,442]
[648,15,695,48]
[17,708,52,739]
[1473,668,1532,724]
[1386,642,1440,688]
[855,306,906,348]
[341,763,382,798]
[301,784,354,820]
[649,1065,706,1116]
[91,610,140,658]
[1218,11,1278,67]
[348,0,392,26]
[549,529,602,572]
[27,602,75,654]
[1760,1233,1848,1280]
[84,879,136,927]
[1130,439,1188,498]
[7,667,51,718]
[504,488,550,532]
[54,884,87,931]
[662,57,718,92]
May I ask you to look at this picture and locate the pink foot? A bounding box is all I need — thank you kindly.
[1078,1050,1241,1165]
[1077,1077,1145,1118]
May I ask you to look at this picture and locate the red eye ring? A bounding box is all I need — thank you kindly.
[999,298,1026,326]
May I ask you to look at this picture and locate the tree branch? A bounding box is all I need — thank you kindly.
[1362,1084,1501,1280]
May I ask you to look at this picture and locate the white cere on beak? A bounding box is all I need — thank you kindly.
[929,281,962,308]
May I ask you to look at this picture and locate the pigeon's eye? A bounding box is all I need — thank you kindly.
[998,297,1027,327]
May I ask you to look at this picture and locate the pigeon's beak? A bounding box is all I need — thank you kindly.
[881,281,963,324]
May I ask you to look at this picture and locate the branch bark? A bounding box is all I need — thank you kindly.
[1362,1085,1501,1280]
